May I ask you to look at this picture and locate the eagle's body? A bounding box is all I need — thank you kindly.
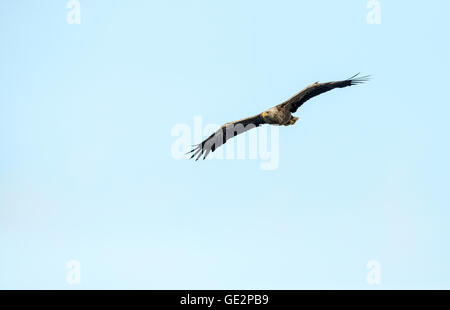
[188,74,370,160]
[261,106,296,125]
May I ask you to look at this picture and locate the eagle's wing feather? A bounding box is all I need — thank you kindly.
[280,73,370,113]
[187,114,265,160]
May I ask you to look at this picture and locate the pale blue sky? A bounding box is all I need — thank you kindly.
[1,1,450,289]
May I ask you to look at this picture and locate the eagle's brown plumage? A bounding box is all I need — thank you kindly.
[187,74,370,160]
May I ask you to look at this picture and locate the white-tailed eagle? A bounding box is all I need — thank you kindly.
[188,74,370,160]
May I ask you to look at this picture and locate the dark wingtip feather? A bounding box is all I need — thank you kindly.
[347,72,361,80]
[349,74,371,85]
[187,144,203,160]
[185,144,199,155]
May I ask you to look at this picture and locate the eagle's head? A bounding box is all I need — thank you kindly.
[261,109,279,124]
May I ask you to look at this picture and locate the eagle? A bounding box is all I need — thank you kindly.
[188,74,370,160]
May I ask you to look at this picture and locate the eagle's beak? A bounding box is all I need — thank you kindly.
[261,111,267,118]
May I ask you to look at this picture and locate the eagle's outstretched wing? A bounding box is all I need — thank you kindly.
[279,73,371,113]
[187,114,265,160]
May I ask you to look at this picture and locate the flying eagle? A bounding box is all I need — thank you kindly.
[188,74,370,160]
